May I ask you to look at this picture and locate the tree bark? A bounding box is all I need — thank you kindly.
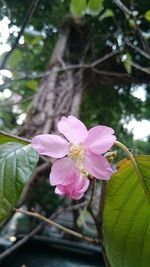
[19,21,89,138]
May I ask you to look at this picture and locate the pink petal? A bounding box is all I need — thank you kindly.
[55,175,89,200]
[84,151,113,180]
[32,134,69,158]
[58,115,88,144]
[84,126,116,155]
[50,157,76,186]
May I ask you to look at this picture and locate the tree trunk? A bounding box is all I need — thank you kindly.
[19,21,89,138]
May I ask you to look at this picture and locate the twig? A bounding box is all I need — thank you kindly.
[113,0,132,16]
[125,40,150,60]
[113,0,150,53]
[0,0,39,69]
[0,202,84,262]
[14,208,98,244]
[0,222,43,262]
[0,130,30,143]
[130,60,150,74]
[87,179,97,226]
[92,68,130,78]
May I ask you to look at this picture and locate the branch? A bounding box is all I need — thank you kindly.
[0,50,120,89]
[92,68,130,78]
[0,201,87,261]
[125,40,150,60]
[0,0,39,69]
[113,0,150,53]
[113,0,132,16]
[130,60,150,74]
[14,209,98,244]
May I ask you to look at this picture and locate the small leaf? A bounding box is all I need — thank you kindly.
[0,142,39,222]
[128,19,136,29]
[123,53,132,74]
[145,10,150,22]
[103,156,150,267]
[25,80,38,90]
[99,9,114,21]
[24,32,42,45]
[70,0,87,17]
[7,49,22,68]
[87,0,103,16]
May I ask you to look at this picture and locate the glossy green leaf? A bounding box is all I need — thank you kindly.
[103,156,150,267]
[0,142,39,222]
[87,0,103,16]
[0,131,29,145]
[145,10,150,22]
[70,0,87,17]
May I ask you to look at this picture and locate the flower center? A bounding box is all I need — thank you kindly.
[68,144,89,178]
[68,144,84,159]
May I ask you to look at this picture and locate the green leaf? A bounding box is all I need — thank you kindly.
[123,53,132,74]
[87,0,103,16]
[0,142,39,222]
[99,9,114,21]
[24,32,42,45]
[103,156,150,267]
[70,0,87,17]
[7,49,22,68]
[128,19,136,29]
[0,132,29,145]
[145,10,150,22]
[25,80,38,91]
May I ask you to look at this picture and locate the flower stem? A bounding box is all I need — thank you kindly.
[114,140,143,181]
[114,140,150,202]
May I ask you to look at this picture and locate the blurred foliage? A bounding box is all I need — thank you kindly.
[0,0,150,230]
[27,178,64,214]
[0,0,150,145]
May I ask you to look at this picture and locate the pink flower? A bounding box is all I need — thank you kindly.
[32,115,116,199]
[11,94,22,104]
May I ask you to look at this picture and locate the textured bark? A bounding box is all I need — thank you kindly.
[19,22,89,138]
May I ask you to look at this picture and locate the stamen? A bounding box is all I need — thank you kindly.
[68,144,84,159]
[68,144,89,178]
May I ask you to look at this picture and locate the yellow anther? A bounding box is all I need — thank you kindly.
[68,144,84,159]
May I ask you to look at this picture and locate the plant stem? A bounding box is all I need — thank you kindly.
[114,141,142,180]
[0,130,30,143]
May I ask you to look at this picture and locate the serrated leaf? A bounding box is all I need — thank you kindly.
[0,131,29,145]
[99,9,114,21]
[124,53,132,74]
[70,0,87,17]
[0,142,39,222]
[87,0,103,16]
[145,10,150,22]
[25,80,38,90]
[103,156,150,267]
